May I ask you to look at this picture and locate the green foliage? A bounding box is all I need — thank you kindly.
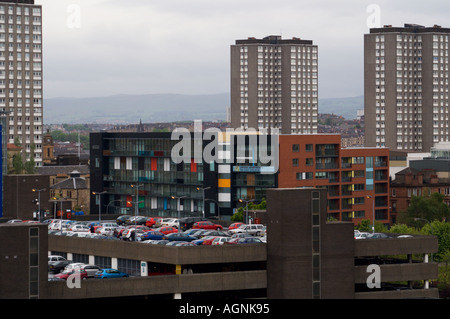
[421,220,450,262]
[384,221,450,262]
[399,192,450,225]
[11,154,24,174]
[230,198,267,222]
[51,130,90,150]
[355,219,387,232]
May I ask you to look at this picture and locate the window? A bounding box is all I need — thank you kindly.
[306,158,313,166]
[305,144,313,152]
[292,158,299,166]
[292,144,299,152]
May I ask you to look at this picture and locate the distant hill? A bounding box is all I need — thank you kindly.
[318,95,363,119]
[43,93,363,124]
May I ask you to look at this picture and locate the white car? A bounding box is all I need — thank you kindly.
[161,218,179,228]
[228,224,265,236]
[70,225,90,232]
[355,232,370,239]
[64,263,86,272]
[211,237,232,245]
[98,226,116,236]
[48,255,66,263]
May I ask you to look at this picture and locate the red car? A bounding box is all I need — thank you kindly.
[201,236,219,245]
[156,226,179,235]
[192,221,223,230]
[146,217,163,228]
[228,222,244,230]
[54,269,88,280]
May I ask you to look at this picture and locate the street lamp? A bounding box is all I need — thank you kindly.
[171,195,187,219]
[131,184,144,242]
[92,191,107,223]
[196,186,211,218]
[239,198,256,225]
[32,188,46,222]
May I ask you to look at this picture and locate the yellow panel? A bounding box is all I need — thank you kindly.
[176,265,182,275]
[218,179,231,188]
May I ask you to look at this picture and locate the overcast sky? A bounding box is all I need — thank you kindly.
[37,0,450,99]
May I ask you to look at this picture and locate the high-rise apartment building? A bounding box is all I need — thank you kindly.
[231,35,318,134]
[0,0,43,166]
[365,24,450,152]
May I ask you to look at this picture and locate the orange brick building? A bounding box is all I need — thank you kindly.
[278,134,391,226]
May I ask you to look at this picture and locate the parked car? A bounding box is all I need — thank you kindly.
[140,231,164,241]
[48,255,66,263]
[192,221,223,230]
[212,237,232,245]
[201,236,219,245]
[69,225,90,233]
[98,226,117,236]
[192,236,217,245]
[94,268,129,279]
[355,232,370,239]
[226,237,264,244]
[79,264,102,278]
[48,260,72,274]
[54,268,88,280]
[161,218,179,228]
[116,215,131,225]
[366,233,390,239]
[228,224,265,236]
[122,228,146,241]
[230,232,253,239]
[228,222,244,230]
[64,262,86,272]
[145,217,163,228]
[155,226,179,235]
[178,217,208,231]
[162,232,197,242]
[7,219,22,223]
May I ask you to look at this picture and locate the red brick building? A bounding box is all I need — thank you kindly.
[390,167,450,222]
[278,134,391,226]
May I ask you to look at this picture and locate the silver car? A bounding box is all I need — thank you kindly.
[80,264,102,277]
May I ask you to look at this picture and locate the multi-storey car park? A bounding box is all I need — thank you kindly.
[0,188,439,299]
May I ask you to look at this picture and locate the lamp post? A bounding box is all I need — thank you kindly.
[131,184,144,241]
[92,191,107,223]
[239,198,256,226]
[196,186,211,218]
[32,188,46,222]
[171,195,187,219]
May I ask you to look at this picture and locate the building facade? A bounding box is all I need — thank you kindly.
[365,24,450,152]
[0,0,43,166]
[90,131,390,225]
[231,35,318,134]
[278,134,391,225]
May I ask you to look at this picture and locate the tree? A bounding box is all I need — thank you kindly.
[230,198,267,222]
[399,192,450,226]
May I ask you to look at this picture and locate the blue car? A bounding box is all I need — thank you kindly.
[141,231,164,241]
[94,268,129,279]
